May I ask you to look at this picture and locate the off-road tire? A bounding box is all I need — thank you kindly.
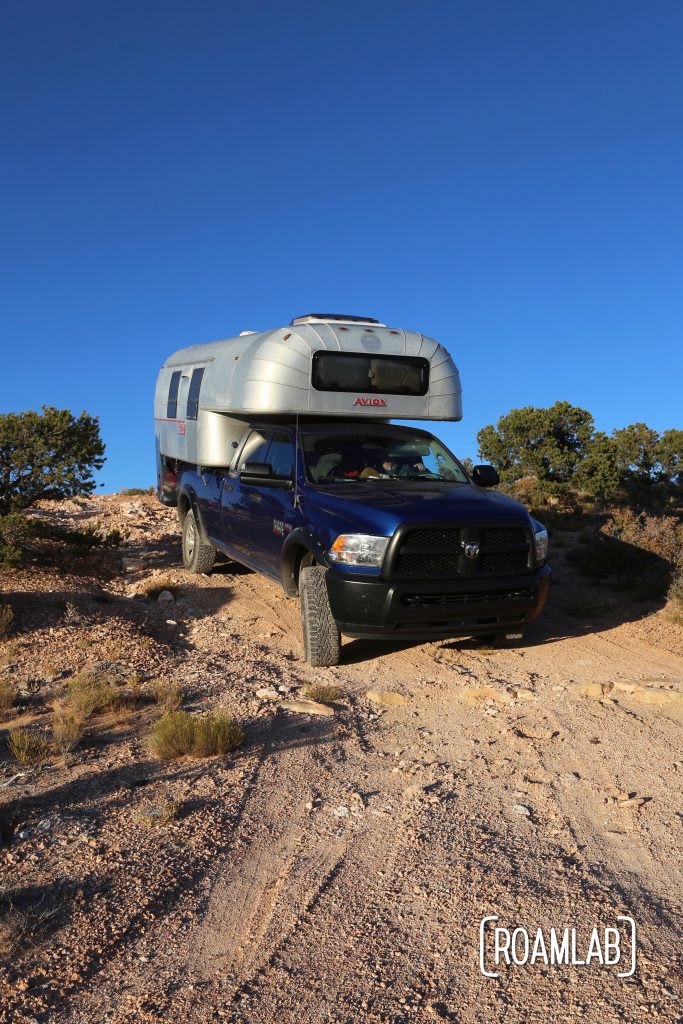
[181,509,216,574]
[300,565,341,667]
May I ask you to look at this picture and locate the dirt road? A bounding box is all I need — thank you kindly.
[2,496,682,1023]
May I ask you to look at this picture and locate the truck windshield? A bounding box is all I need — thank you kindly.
[302,430,469,484]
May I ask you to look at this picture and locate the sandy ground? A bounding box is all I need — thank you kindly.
[1,494,682,1024]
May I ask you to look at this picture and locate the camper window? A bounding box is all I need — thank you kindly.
[311,353,429,396]
[167,371,181,418]
[186,367,204,420]
[187,368,205,419]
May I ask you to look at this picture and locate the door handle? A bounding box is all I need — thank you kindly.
[249,493,262,503]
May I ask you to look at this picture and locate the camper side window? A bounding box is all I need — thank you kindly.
[167,371,181,419]
[186,368,204,420]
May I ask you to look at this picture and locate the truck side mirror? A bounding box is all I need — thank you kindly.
[471,465,499,487]
[241,462,293,489]
[241,462,272,479]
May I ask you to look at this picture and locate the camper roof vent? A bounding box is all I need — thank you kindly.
[239,330,259,336]
[291,313,386,327]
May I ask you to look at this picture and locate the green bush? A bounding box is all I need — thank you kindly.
[0,513,122,568]
[0,515,36,567]
[192,713,245,757]
[150,711,245,760]
[67,671,119,718]
[150,712,198,759]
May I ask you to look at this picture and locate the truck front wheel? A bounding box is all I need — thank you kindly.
[181,509,216,574]
[300,566,341,667]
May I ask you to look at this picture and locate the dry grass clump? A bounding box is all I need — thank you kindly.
[0,604,14,640]
[139,576,177,600]
[150,710,245,760]
[7,728,51,766]
[301,683,340,705]
[0,680,18,717]
[66,671,119,718]
[133,793,182,827]
[50,711,86,754]
[0,889,59,955]
[63,601,84,626]
[118,677,148,710]
[150,677,183,712]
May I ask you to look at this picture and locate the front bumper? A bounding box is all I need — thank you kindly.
[325,565,551,639]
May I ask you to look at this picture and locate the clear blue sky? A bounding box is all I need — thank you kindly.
[2,1,681,490]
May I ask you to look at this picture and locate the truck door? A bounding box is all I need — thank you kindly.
[246,430,299,578]
[196,470,224,544]
[221,429,270,561]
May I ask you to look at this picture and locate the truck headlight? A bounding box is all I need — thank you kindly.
[328,534,389,567]
[531,518,548,565]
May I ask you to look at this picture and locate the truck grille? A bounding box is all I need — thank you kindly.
[395,528,461,577]
[480,550,529,572]
[402,528,462,548]
[387,523,531,579]
[398,553,461,576]
[481,527,526,546]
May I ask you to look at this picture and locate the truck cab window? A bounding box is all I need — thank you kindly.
[167,371,181,418]
[267,433,295,478]
[237,430,270,471]
[186,367,204,420]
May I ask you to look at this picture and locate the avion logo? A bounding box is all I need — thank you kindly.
[354,397,388,407]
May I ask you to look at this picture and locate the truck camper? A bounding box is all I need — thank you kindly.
[154,314,550,665]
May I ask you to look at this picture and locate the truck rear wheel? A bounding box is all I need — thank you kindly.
[300,566,341,667]
[182,509,216,574]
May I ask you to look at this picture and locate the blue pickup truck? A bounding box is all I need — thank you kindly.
[175,420,550,665]
[155,315,550,665]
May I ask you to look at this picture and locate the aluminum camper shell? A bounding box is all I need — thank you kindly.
[154,317,462,470]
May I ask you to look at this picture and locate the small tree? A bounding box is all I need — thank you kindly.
[476,402,595,487]
[656,429,683,493]
[0,406,105,515]
[576,431,621,500]
[611,422,660,487]
[611,423,683,503]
